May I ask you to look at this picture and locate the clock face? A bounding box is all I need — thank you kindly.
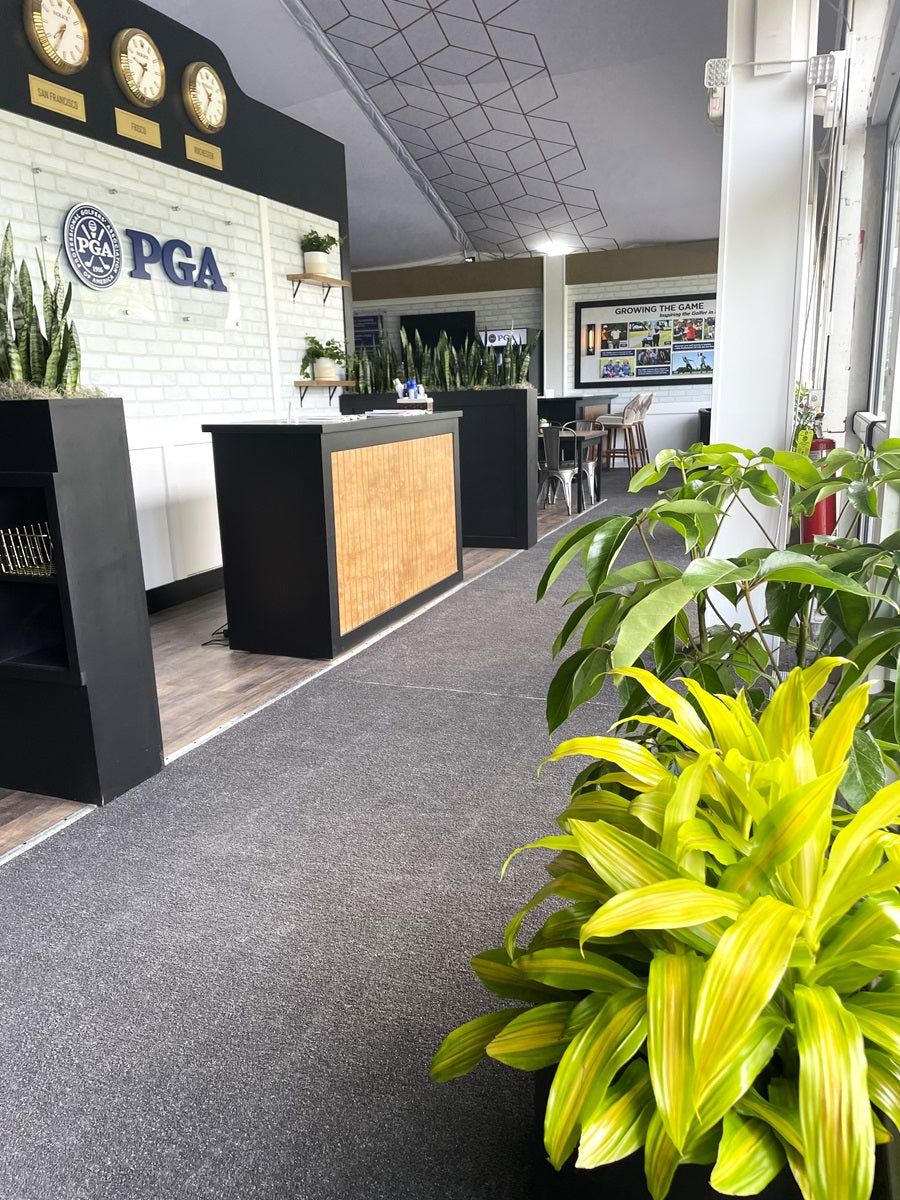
[182,62,227,134]
[112,28,165,108]
[24,0,90,75]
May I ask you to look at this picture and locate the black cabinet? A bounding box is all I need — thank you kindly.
[0,398,163,804]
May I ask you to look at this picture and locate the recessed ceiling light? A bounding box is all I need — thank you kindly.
[536,240,567,256]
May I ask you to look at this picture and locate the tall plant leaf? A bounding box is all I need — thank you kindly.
[647,952,705,1151]
[795,986,874,1200]
[692,897,804,1109]
[710,1110,787,1195]
[543,988,647,1169]
[577,1059,654,1168]
[429,1010,522,1081]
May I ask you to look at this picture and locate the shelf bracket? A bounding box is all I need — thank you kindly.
[286,274,349,304]
[291,280,331,303]
[294,383,344,405]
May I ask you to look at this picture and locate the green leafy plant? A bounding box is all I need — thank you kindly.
[397,326,540,390]
[299,335,350,378]
[792,383,820,453]
[538,442,900,805]
[432,664,900,1199]
[300,228,344,255]
[0,223,81,395]
[351,339,401,394]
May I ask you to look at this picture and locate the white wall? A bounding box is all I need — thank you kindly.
[352,288,543,349]
[0,109,345,589]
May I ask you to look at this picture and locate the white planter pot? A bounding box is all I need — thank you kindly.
[313,357,337,381]
[304,250,329,276]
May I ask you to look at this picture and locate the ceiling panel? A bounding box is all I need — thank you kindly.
[139,0,727,269]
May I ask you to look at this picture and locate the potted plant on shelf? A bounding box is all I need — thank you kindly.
[300,335,350,383]
[300,228,344,276]
[432,664,900,1199]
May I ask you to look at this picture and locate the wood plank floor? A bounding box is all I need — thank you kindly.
[0,500,583,860]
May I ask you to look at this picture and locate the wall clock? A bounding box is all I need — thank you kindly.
[181,62,227,134]
[111,28,165,108]
[23,0,90,75]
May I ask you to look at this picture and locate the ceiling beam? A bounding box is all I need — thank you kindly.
[277,0,473,257]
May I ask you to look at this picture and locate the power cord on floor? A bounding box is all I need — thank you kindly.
[202,623,230,648]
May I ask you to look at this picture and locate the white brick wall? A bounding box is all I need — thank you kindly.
[352,288,543,349]
[0,109,346,586]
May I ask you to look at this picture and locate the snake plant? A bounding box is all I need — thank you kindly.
[432,664,900,1199]
[0,223,81,395]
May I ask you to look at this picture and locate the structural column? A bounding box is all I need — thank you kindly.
[711,0,818,549]
[542,253,567,397]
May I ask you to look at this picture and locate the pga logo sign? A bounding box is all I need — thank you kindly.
[62,203,227,293]
[62,204,122,290]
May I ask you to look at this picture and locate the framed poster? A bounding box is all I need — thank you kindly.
[575,293,716,388]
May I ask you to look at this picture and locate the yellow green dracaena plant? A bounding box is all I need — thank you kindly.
[431,660,900,1200]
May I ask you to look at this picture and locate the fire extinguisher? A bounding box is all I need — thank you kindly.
[799,437,836,543]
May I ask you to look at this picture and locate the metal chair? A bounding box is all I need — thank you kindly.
[562,421,600,505]
[538,424,578,514]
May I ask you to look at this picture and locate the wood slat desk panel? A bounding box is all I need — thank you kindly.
[332,434,458,635]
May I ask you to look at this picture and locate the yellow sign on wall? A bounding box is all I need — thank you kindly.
[28,76,85,122]
[114,109,162,149]
[184,135,223,171]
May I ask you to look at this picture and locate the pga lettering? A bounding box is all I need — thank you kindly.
[124,228,227,291]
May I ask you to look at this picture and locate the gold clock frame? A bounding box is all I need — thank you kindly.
[23,0,90,75]
[181,61,227,134]
[111,28,166,108]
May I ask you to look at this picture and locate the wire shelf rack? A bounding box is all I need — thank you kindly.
[0,522,55,577]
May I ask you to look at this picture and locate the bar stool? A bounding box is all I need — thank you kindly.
[633,393,653,465]
[601,393,652,474]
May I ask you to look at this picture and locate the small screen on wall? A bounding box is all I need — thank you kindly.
[574,295,716,388]
[400,311,476,350]
[354,314,382,351]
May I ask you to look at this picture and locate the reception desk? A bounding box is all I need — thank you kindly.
[203,413,463,659]
[341,386,538,549]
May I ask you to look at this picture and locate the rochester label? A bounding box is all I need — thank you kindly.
[184,135,222,171]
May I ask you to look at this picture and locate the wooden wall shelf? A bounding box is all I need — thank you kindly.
[293,379,356,404]
[286,273,350,302]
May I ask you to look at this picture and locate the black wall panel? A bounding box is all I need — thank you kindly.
[0,0,349,236]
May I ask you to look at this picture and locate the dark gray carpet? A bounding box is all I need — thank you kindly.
[0,472,680,1200]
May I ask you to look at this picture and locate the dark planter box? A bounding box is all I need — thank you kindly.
[0,397,163,803]
[533,1069,895,1200]
[341,387,538,549]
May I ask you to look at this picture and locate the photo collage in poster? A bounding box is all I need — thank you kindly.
[575,294,716,387]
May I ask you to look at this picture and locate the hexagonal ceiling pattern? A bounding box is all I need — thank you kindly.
[303,0,611,257]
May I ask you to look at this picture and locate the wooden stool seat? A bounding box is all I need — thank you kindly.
[599,393,653,475]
